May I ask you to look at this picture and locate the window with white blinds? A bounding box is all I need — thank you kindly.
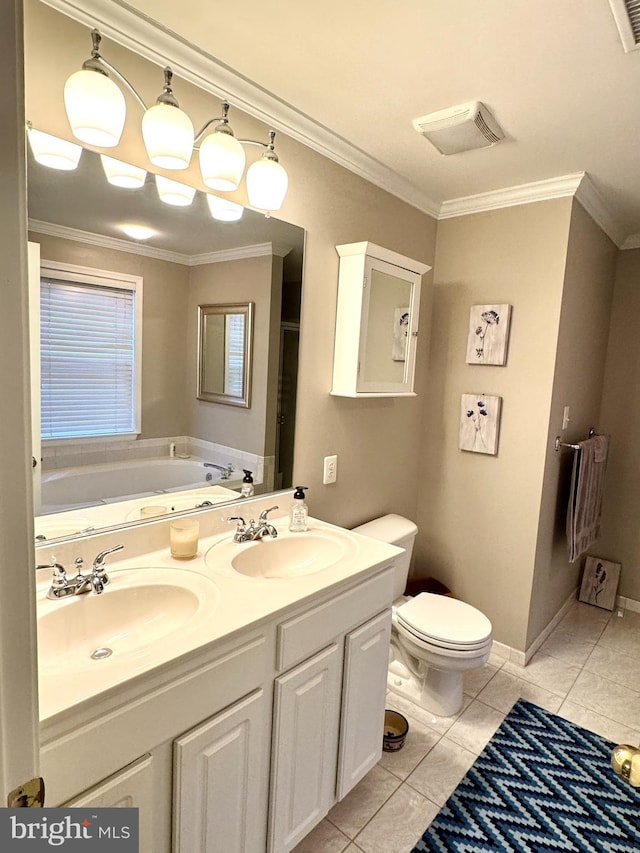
[40,266,142,440]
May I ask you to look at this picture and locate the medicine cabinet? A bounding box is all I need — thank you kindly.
[331,242,430,397]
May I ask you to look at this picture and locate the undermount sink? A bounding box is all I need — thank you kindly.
[37,568,220,672]
[205,527,360,580]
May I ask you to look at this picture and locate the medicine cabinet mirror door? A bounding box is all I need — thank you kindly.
[197,303,254,407]
[357,257,421,395]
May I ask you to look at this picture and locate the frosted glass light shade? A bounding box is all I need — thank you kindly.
[142,103,194,170]
[199,131,246,191]
[100,155,147,188]
[27,128,82,170]
[155,175,196,206]
[246,157,288,211]
[206,194,244,222]
[64,69,126,147]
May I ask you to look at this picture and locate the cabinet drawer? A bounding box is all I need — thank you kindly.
[276,567,393,671]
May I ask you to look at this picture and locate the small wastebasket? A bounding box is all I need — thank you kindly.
[383,710,409,751]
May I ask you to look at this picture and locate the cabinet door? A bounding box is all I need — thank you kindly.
[337,610,391,800]
[269,644,341,853]
[63,754,153,850]
[173,689,268,853]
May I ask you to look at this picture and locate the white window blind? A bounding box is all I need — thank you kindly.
[224,313,245,396]
[40,276,137,439]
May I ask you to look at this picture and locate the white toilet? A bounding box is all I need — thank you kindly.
[353,514,493,717]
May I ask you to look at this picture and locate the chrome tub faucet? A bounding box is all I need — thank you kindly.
[204,462,234,480]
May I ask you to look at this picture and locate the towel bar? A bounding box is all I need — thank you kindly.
[554,428,596,452]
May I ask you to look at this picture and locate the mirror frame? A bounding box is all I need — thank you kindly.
[197,302,254,407]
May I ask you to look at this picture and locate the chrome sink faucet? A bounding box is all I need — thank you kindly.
[228,506,279,542]
[37,544,124,599]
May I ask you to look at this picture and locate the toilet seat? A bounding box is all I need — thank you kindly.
[396,593,492,651]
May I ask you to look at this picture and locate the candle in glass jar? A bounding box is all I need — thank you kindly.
[140,505,168,518]
[170,518,199,559]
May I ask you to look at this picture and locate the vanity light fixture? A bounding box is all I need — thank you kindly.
[63,28,289,212]
[206,193,244,222]
[26,125,83,171]
[100,154,147,188]
[155,175,196,206]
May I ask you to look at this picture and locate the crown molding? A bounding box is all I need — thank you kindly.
[29,219,191,264]
[439,173,585,220]
[573,172,626,248]
[28,220,282,265]
[40,0,441,219]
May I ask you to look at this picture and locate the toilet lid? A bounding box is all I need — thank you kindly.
[396,593,492,647]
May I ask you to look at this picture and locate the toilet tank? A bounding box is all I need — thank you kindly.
[352,514,418,599]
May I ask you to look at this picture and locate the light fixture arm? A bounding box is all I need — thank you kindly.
[194,102,279,157]
[238,131,280,160]
[85,29,148,112]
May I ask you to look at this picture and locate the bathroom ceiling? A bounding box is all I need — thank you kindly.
[47,0,640,245]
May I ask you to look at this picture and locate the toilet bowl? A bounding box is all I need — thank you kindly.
[353,514,493,717]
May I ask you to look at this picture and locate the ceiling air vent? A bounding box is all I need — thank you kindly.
[412,101,504,156]
[608,0,640,52]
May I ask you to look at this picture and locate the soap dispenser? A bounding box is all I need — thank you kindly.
[289,486,309,532]
[240,469,254,498]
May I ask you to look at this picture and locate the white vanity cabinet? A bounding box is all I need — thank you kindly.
[173,688,269,853]
[63,754,155,849]
[269,570,393,852]
[331,242,431,397]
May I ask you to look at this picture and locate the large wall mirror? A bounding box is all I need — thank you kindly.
[27,144,304,544]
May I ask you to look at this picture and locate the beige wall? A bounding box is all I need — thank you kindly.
[186,255,280,455]
[527,201,617,645]
[416,200,574,650]
[29,234,190,439]
[597,248,640,602]
[24,1,437,528]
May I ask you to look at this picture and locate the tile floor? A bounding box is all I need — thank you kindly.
[292,601,640,853]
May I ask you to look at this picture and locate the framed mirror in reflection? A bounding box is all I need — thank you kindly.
[197,303,253,407]
[27,143,304,545]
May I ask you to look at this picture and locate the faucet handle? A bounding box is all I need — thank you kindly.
[259,506,279,523]
[36,562,67,587]
[92,544,124,572]
[227,516,247,542]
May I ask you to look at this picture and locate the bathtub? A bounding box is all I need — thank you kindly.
[41,458,232,510]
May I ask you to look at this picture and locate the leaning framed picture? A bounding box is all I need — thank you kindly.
[578,556,621,611]
[466,304,512,365]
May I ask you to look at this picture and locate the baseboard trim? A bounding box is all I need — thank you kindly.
[615,594,640,614]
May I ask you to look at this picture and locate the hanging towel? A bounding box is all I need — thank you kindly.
[566,434,609,563]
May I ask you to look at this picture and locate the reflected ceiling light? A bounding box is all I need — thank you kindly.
[63,29,289,212]
[26,125,82,170]
[100,154,147,188]
[120,224,155,240]
[155,175,196,206]
[206,193,244,222]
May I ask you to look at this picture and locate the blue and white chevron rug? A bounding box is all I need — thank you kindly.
[412,699,640,852]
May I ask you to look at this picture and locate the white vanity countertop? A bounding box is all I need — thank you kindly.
[36,516,401,726]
